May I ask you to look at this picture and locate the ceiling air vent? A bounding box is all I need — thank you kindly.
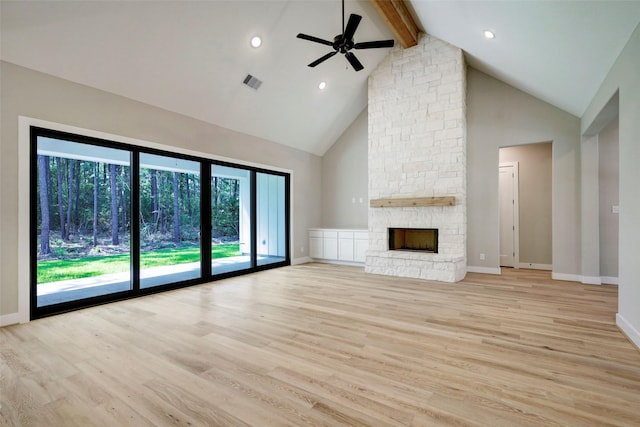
[243,74,262,90]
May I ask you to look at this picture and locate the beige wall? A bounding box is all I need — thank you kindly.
[0,61,322,319]
[499,143,552,266]
[580,133,600,281]
[321,59,586,278]
[598,118,619,279]
[321,107,368,228]
[466,68,581,274]
[321,67,582,277]
[582,22,640,347]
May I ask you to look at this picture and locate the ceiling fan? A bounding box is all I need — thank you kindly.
[296,0,395,72]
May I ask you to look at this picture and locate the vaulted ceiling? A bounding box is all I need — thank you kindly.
[409,0,640,118]
[2,1,640,156]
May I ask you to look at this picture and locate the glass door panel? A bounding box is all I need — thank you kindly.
[35,137,132,306]
[256,172,287,266]
[211,165,251,274]
[139,153,201,288]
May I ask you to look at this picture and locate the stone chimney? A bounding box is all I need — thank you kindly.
[366,34,467,282]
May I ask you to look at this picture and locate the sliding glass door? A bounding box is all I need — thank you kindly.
[34,136,132,307]
[211,164,251,274]
[139,153,201,288]
[256,172,287,266]
[31,127,290,319]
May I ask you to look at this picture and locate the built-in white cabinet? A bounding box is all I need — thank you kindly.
[354,231,369,263]
[323,231,338,260]
[309,230,323,259]
[309,229,367,264]
[338,231,355,261]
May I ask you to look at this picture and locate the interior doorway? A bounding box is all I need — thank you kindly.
[499,143,553,270]
[499,162,519,267]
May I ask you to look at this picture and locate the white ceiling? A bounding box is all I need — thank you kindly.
[2,1,640,156]
[409,0,640,118]
[0,0,394,156]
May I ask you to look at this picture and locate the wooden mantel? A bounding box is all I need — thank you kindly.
[370,197,456,208]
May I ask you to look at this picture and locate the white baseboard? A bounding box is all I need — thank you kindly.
[550,273,619,285]
[308,258,365,267]
[580,276,602,285]
[0,312,22,327]
[291,256,312,265]
[466,266,501,275]
[617,313,640,351]
[517,263,552,271]
[552,272,581,282]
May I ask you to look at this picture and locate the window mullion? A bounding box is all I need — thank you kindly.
[131,151,140,291]
[201,163,212,278]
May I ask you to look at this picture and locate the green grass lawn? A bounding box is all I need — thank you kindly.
[38,244,241,284]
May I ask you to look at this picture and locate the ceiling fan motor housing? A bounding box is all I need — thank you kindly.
[334,35,354,53]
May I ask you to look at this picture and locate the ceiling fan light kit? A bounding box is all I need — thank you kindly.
[296,0,394,71]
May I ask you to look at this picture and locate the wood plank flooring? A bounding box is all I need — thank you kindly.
[2,264,640,426]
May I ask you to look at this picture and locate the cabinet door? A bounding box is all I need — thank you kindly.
[338,238,354,261]
[323,237,338,260]
[354,238,368,262]
[309,237,323,259]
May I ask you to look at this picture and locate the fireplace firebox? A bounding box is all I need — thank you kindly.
[388,228,438,253]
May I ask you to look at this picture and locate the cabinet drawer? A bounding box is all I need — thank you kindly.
[309,230,323,238]
[338,231,354,239]
[323,231,338,238]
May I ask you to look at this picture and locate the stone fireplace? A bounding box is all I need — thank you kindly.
[366,34,467,282]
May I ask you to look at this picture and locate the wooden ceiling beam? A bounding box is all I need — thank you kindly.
[370,0,420,49]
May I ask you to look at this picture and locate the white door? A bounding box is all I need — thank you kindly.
[499,163,519,267]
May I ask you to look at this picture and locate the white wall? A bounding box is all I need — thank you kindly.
[581,22,640,348]
[0,61,322,321]
[321,108,368,229]
[466,68,581,276]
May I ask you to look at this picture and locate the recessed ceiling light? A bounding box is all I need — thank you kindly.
[483,30,495,39]
[318,81,327,90]
[250,36,262,48]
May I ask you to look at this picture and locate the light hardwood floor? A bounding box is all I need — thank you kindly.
[2,264,640,426]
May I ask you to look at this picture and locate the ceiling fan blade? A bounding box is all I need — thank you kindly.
[308,51,338,67]
[354,40,395,49]
[297,33,334,47]
[345,51,364,71]
[343,14,362,41]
